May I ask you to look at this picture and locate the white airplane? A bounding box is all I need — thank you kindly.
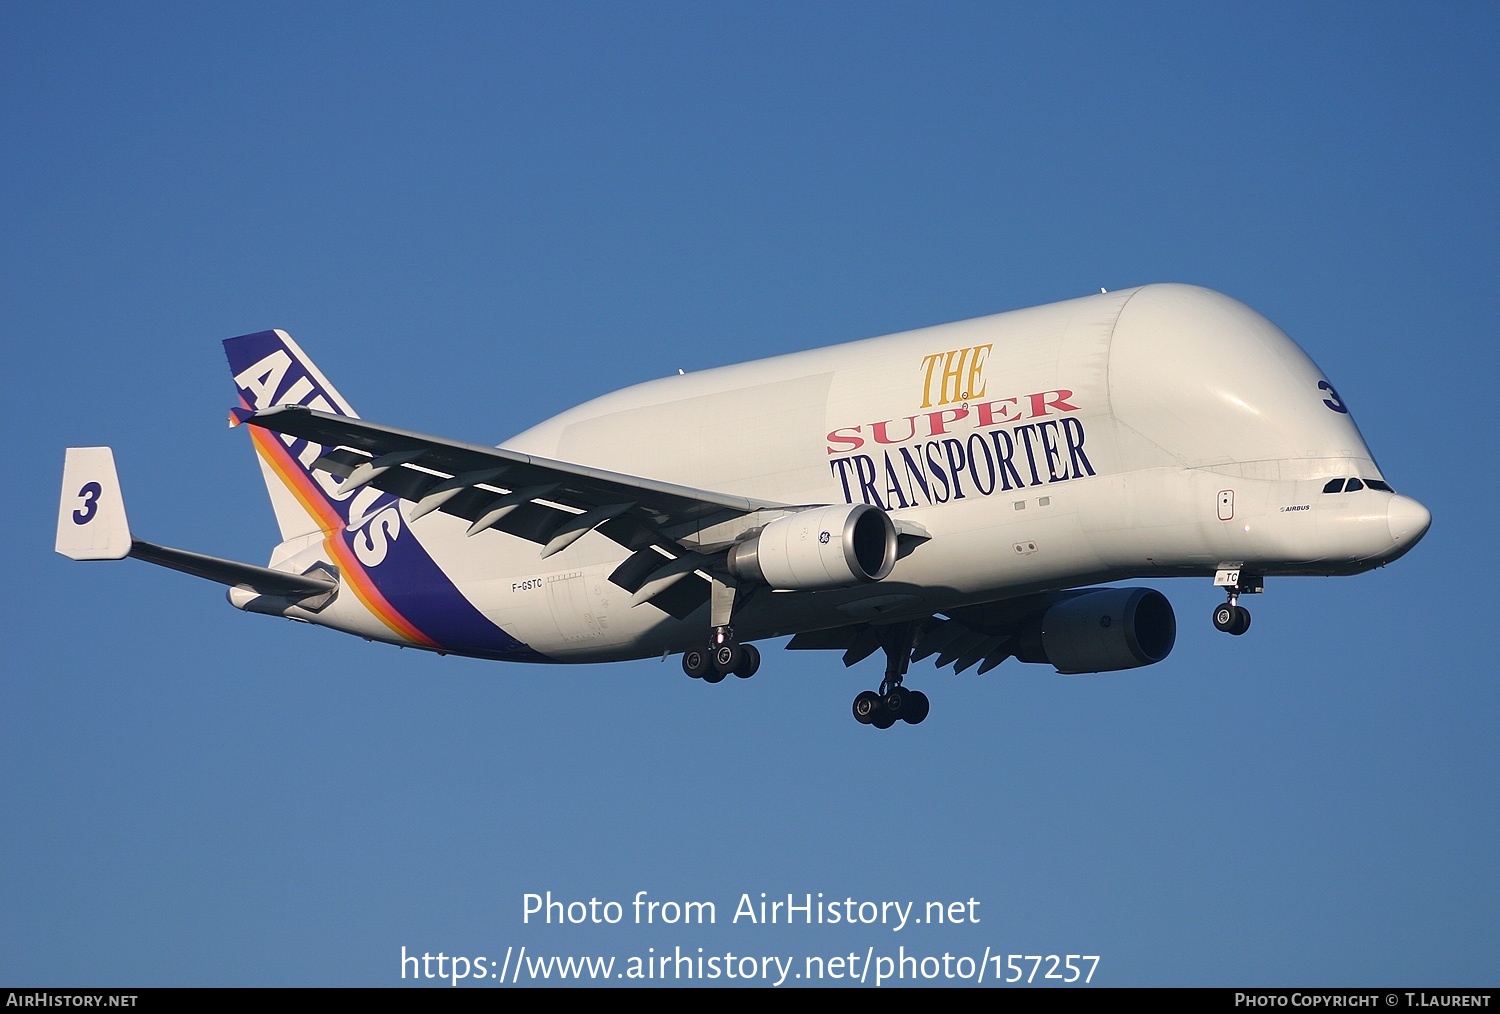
[56,284,1430,728]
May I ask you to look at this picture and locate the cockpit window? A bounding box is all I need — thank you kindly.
[1323,476,1393,494]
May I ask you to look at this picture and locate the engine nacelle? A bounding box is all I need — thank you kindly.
[727,503,897,591]
[1018,587,1176,674]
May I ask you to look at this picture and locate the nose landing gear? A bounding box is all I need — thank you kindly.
[1212,600,1252,635]
[1212,567,1262,636]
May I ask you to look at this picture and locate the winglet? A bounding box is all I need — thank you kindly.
[57,447,133,560]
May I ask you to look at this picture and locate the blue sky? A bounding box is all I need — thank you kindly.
[3,2,1495,987]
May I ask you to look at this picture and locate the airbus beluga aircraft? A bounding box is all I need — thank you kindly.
[57,284,1430,728]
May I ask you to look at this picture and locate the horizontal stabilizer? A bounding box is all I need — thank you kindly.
[127,540,337,600]
[58,446,337,607]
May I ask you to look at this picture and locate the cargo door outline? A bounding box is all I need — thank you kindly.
[547,570,603,644]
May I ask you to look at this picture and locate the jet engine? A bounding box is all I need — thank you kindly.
[727,503,897,591]
[1015,587,1177,674]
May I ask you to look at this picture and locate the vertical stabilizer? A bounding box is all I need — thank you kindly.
[57,447,132,560]
[220,329,540,661]
[223,330,361,541]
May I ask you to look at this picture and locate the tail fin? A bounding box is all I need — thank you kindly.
[57,447,133,560]
[224,330,362,541]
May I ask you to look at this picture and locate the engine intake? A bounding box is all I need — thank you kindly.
[1017,587,1177,673]
[727,504,897,590]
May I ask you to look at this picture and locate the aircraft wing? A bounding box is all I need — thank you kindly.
[237,405,795,618]
[786,587,1175,677]
[788,613,1018,676]
[787,593,1070,675]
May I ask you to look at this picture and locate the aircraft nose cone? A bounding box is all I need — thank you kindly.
[1387,494,1432,546]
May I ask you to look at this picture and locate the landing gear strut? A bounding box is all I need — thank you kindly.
[852,621,929,728]
[1212,567,1262,636]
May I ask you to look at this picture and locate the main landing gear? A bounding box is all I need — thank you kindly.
[682,627,761,682]
[852,682,929,728]
[1212,568,1262,636]
[852,621,928,729]
[682,578,762,682]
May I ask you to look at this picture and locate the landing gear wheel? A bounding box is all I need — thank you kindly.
[1230,605,1251,635]
[882,686,908,721]
[870,709,897,729]
[702,667,727,684]
[1213,603,1237,632]
[852,690,881,725]
[902,690,930,725]
[712,642,743,677]
[682,648,710,679]
[734,643,760,678]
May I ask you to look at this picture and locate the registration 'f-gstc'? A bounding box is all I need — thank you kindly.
[57,284,1430,727]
